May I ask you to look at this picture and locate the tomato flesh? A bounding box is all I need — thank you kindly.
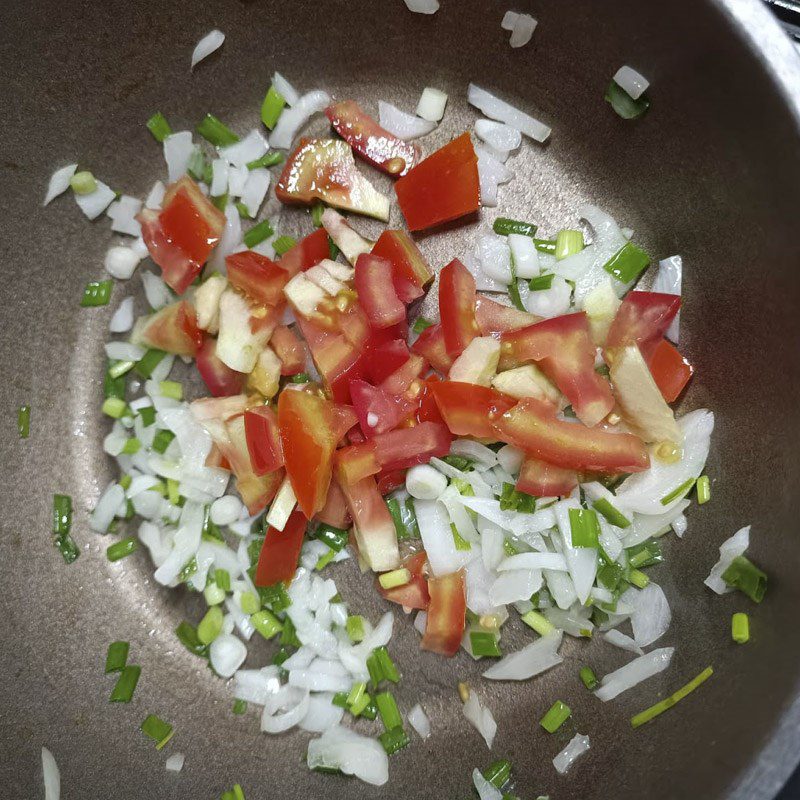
[372,422,452,471]
[371,229,433,303]
[431,381,515,440]
[354,253,406,329]
[254,509,308,586]
[349,378,415,437]
[376,468,408,496]
[411,323,454,374]
[132,300,202,357]
[438,259,479,358]
[475,294,538,335]
[605,292,681,362]
[244,406,284,475]
[315,478,351,529]
[422,570,466,657]
[516,457,578,498]
[226,250,287,307]
[364,340,411,385]
[277,227,331,277]
[335,441,381,485]
[270,325,307,375]
[378,551,430,610]
[647,338,694,402]
[195,336,246,396]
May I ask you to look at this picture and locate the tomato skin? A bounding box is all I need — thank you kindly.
[411,323,454,375]
[236,469,284,516]
[502,312,614,427]
[378,551,430,610]
[315,478,351,529]
[415,377,445,425]
[354,253,406,329]
[475,294,538,335]
[335,441,381,485]
[372,422,452,471]
[422,570,466,657]
[270,325,307,375]
[277,389,338,517]
[493,396,650,473]
[131,300,203,357]
[254,509,308,587]
[646,338,693,403]
[380,353,426,397]
[371,229,433,304]
[277,227,331,277]
[226,251,287,306]
[516,457,578,497]
[605,292,681,362]
[244,406,284,475]
[430,381,515,440]
[325,100,420,176]
[439,259,479,358]
[349,379,415,437]
[364,340,411,385]
[394,133,480,231]
[330,404,359,441]
[138,177,224,294]
[376,468,408,496]
[195,336,246,396]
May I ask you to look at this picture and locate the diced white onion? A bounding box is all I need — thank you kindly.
[210,159,229,196]
[509,13,537,47]
[207,202,243,272]
[107,195,142,237]
[704,526,751,594]
[525,275,571,317]
[406,464,448,500]
[496,444,524,474]
[165,753,185,772]
[475,146,512,208]
[240,168,271,218]
[163,131,195,183]
[90,483,125,533]
[507,233,539,279]
[41,747,60,800]
[407,704,431,739]
[652,255,682,342]
[378,101,436,140]
[404,0,439,12]
[477,234,512,283]
[497,552,568,572]
[473,769,503,800]
[105,341,145,362]
[306,725,389,786]
[104,245,142,280]
[483,630,563,680]
[44,164,77,205]
[145,181,165,209]
[209,633,247,678]
[626,582,672,647]
[109,297,135,333]
[74,180,116,220]
[272,72,300,106]
[300,693,345,733]
[415,499,472,576]
[265,476,297,530]
[603,629,643,655]
[463,691,497,748]
[227,165,249,197]
[451,439,499,468]
[416,87,448,122]
[191,29,225,69]
[468,83,551,143]
[553,733,590,775]
[218,129,269,168]
[270,90,331,150]
[261,686,310,733]
[613,65,650,100]
[501,11,519,31]
[595,647,675,701]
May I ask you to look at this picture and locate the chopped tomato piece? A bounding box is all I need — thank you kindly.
[516,457,578,498]
[395,133,479,231]
[315,478,351,529]
[647,338,694,403]
[502,312,614,427]
[371,229,434,304]
[422,570,466,657]
[349,379,416,437]
[605,292,681,363]
[411,323,454,374]
[335,441,381,485]
[277,389,338,517]
[276,227,331,277]
[439,259,479,358]
[226,250,287,306]
[415,377,445,425]
[380,353,427,396]
[325,100,420,176]
[131,299,202,357]
[493,396,650,473]
[254,509,308,587]
[475,294,538,335]
[236,469,284,517]
[354,253,406,329]
[376,468,408,496]
[276,138,390,221]
[378,551,430,610]
[195,336,246,396]
[372,422,452,471]
[331,404,359,441]
[244,406,283,475]
[137,177,224,294]
[335,300,372,348]
[364,340,411,385]
[270,325,307,375]
[430,381,515,440]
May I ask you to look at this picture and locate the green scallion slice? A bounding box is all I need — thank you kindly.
[628,568,650,589]
[696,475,711,505]
[568,507,600,548]
[554,229,584,260]
[211,192,228,212]
[311,202,326,227]
[507,261,526,312]
[261,85,286,129]
[146,112,172,142]
[313,523,349,552]
[186,148,208,181]
[121,437,141,455]
[105,641,130,673]
[273,235,297,256]
[593,497,631,529]
[540,700,571,733]
[251,609,283,640]
[109,664,141,702]
[375,691,403,731]
[196,113,239,147]
[53,494,72,536]
[175,621,208,658]
[412,316,433,334]
[605,79,650,120]
[242,220,275,251]
[18,405,30,438]
[731,612,750,644]
[660,477,696,506]
[246,151,284,170]
[482,759,512,789]
[140,714,174,749]
[470,631,502,657]
[631,666,713,728]
[232,698,247,715]
[235,201,253,220]
[70,170,97,195]
[378,726,410,756]
[106,537,138,562]
[159,380,183,400]
[80,280,113,307]
[346,615,365,643]
[528,273,554,291]
[722,556,767,603]
[152,429,176,454]
[627,539,663,569]
[55,533,80,564]
[133,348,167,379]
[451,523,472,551]
[533,238,557,254]
[108,359,135,379]
[493,217,537,237]
[579,665,599,690]
[198,605,225,645]
[520,610,555,636]
[603,241,650,284]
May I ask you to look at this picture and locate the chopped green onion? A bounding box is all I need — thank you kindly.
[378,568,411,590]
[346,682,367,708]
[273,235,297,256]
[261,85,286,129]
[235,201,253,219]
[499,483,536,513]
[55,532,80,564]
[177,557,197,583]
[109,664,141,702]
[18,405,30,438]
[108,359,135,379]
[451,523,472,551]
[493,217,537,237]
[627,539,663,569]
[80,280,113,307]
[660,477,696,506]
[314,523,349,552]
[332,691,349,708]
[105,641,130,673]
[732,612,750,644]
[152,429,176,454]
[251,609,283,639]
[246,151,284,170]
[387,497,417,541]
[146,112,172,142]
[375,691,403,730]
[233,785,246,800]
[722,556,767,603]
[106,537,138,562]
[404,498,420,538]
[520,610,555,636]
[53,494,72,536]
[198,605,225,644]
[159,380,183,400]
[289,372,310,384]
[507,255,526,312]
[314,547,336,572]
[580,666,599,691]
[243,219,275,249]
[503,538,518,557]
[232,699,247,715]
[554,229,584,260]
[328,236,340,260]
[603,241,650,283]
[412,316,433,334]
[628,568,650,589]
[346,615,365,643]
[696,475,711,505]
[605,79,650,120]
[101,397,127,419]
[470,631,502,657]
[259,582,292,613]
[240,591,260,615]
[166,477,180,506]
[140,714,174,749]
[133,348,167,379]
[533,238,557,254]
[350,690,373,717]
[119,474,132,491]
[121,437,141,455]
[186,149,208,181]
[593,498,631,529]
[375,646,399,683]
[631,666,713,728]
[378,726,410,755]
[528,273,554,291]
[482,759,512,789]
[597,562,626,592]
[215,568,231,593]
[175,621,208,657]
[196,113,239,147]
[211,192,228,211]
[568,507,600,548]
[70,170,97,195]
[204,581,226,606]
[540,700,571,733]
[311,202,326,227]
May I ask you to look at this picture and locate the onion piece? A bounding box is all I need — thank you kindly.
[407,704,431,739]
[165,753,185,772]
[477,234,512,283]
[483,630,563,680]
[497,552,568,572]
[270,90,331,150]
[450,439,498,468]
[404,0,439,13]
[141,271,173,310]
[509,13,537,47]
[104,245,142,280]
[553,500,597,604]
[525,275,571,317]
[261,686,310,733]
[74,180,116,220]
[44,164,78,206]
[105,341,145,362]
[501,11,519,31]
[595,647,675,701]
[109,297,135,333]
[553,733,590,775]
[508,233,539,278]
[90,483,125,533]
[652,255,682,342]
[107,195,142,237]
[300,692,345,733]
[378,101,436,140]
[621,501,690,548]
[473,769,503,800]
[416,87,448,122]
[306,725,389,786]
[415,499,472,576]
[463,691,497,748]
[704,526,750,594]
[163,132,195,183]
[613,65,650,100]
[406,464,448,500]
[209,633,247,678]
[191,29,224,69]
[210,159,229,196]
[41,747,60,800]
[468,83,551,143]
[145,181,165,209]
[627,582,671,647]
[475,145,512,208]
[603,629,643,655]
[218,129,269,168]
[240,168,270,218]
[207,203,242,272]
[272,72,300,106]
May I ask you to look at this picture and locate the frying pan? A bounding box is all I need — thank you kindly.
[3,0,800,797]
